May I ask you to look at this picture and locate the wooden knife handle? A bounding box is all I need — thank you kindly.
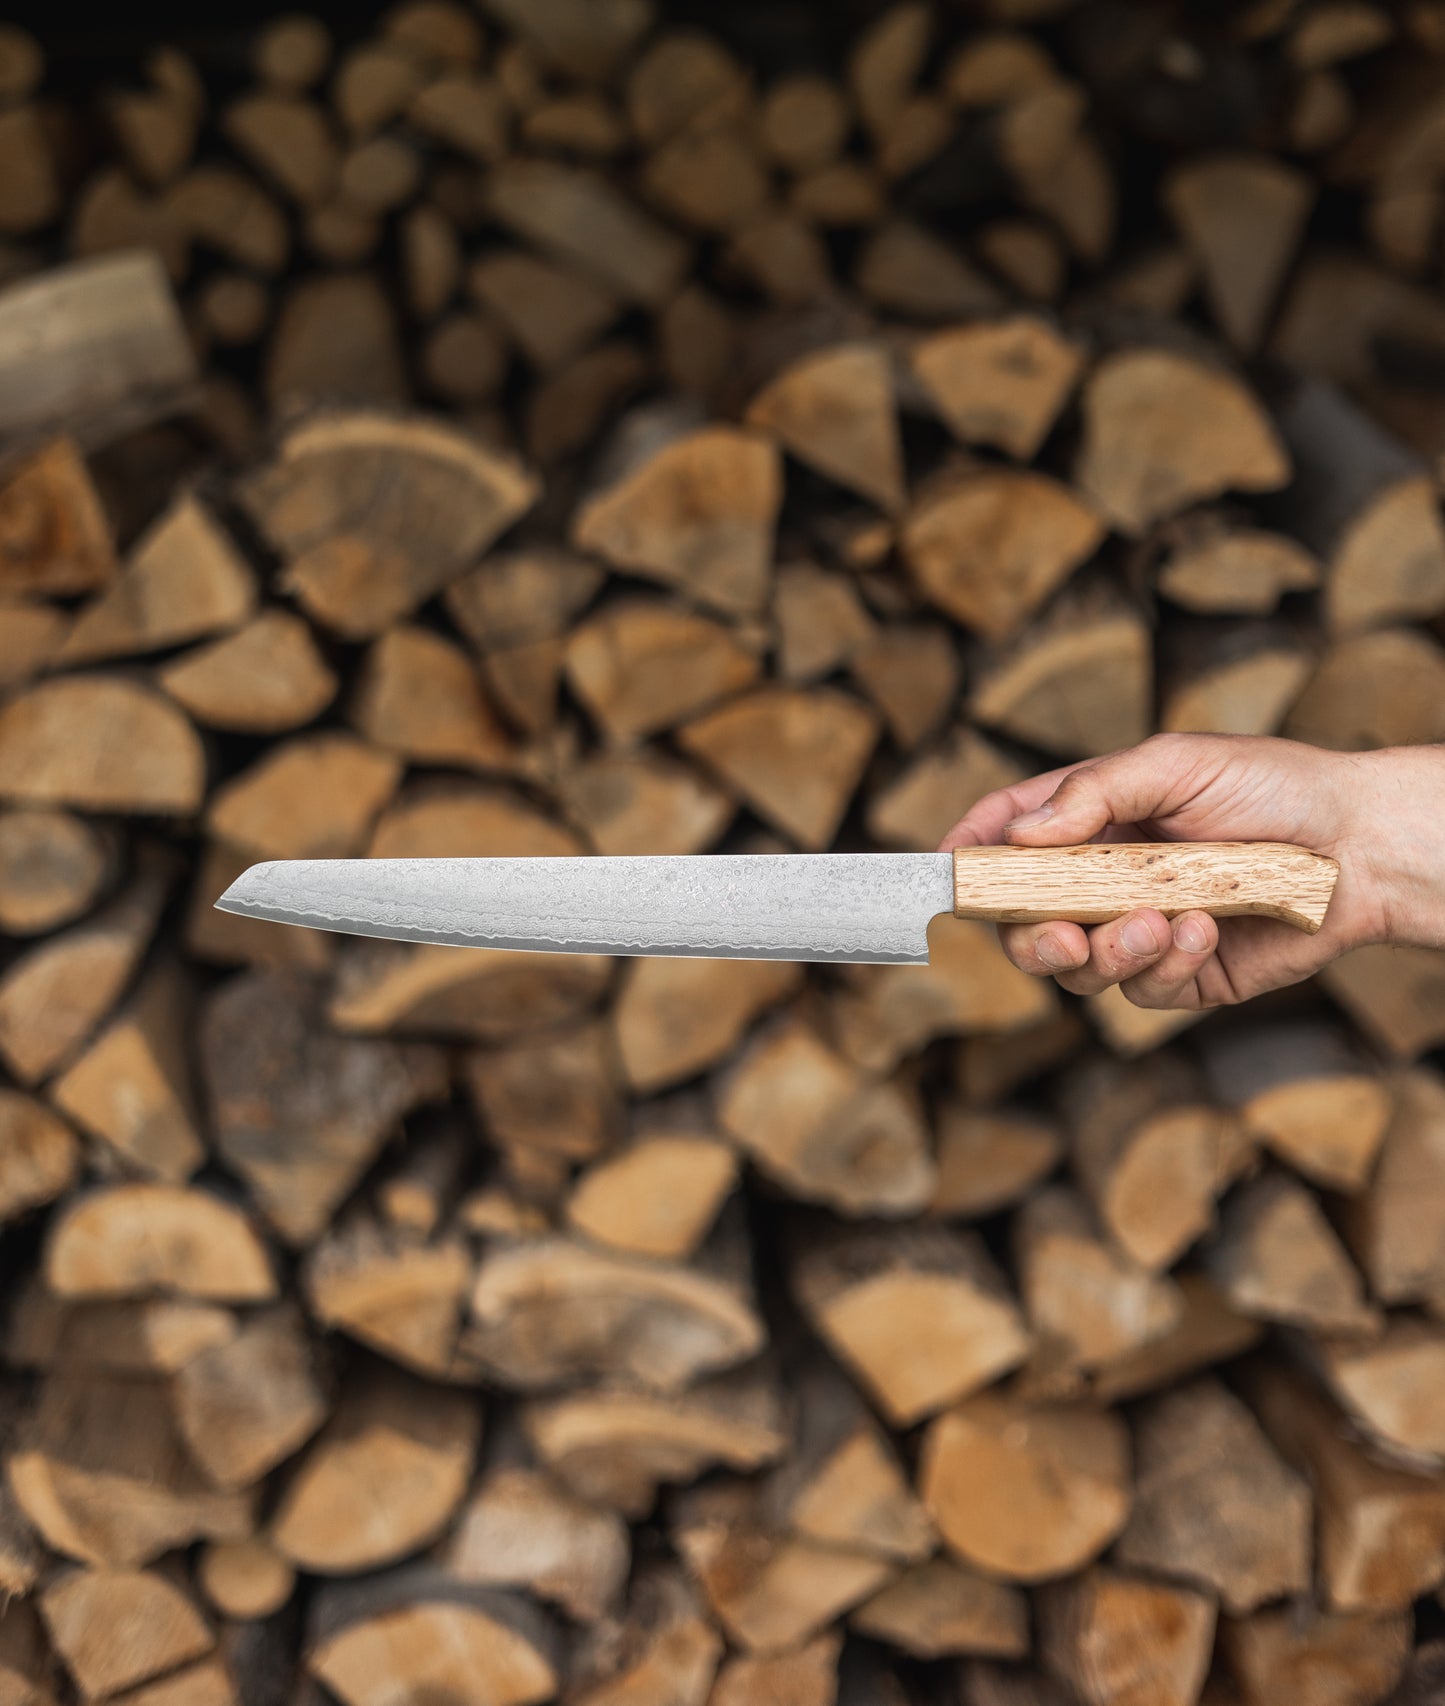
[951,843,1339,934]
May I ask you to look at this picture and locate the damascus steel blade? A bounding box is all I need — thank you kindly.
[216,853,957,964]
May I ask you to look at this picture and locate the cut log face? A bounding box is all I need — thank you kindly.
[1161,642,1311,739]
[572,424,781,615]
[932,1105,1062,1218]
[5,1282,234,1375]
[1090,1272,1264,1404]
[615,954,801,1093]
[745,342,905,513]
[567,1133,738,1260]
[912,317,1085,460]
[564,599,760,741]
[368,783,581,859]
[201,969,447,1245]
[1036,1566,1217,1706]
[271,1367,480,1573]
[0,1089,79,1224]
[1220,1602,1410,1706]
[468,1236,765,1392]
[158,608,338,732]
[849,621,959,748]
[1342,1068,1445,1302]
[712,1634,841,1706]
[0,437,115,598]
[792,1222,1030,1424]
[199,1536,296,1621]
[0,675,205,816]
[868,729,1025,852]
[0,600,68,690]
[465,1023,619,1163]
[719,1016,936,1216]
[773,560,875,684]
[351,625,515,772]
[445,1465,630,1622]
[852,1558,1029,1660]
[8,1371,253,1566]
[903,468,1104,641]
[524,1368,787,1518]
[919,1392,1131,1583]
[1286,628,1445,750]
[1075,350,1291,535]
[1114,1377,1311,1613]
[568,1564,721,1706]
[1156,524,1320,615]
[41,1567,214,1700]
[206,733,401,860]
[444,549,604,653]
[57,493,256,666]
[1315,1317,1445,1468]
[678,685,879,848]
[470,251,620,372]
[558,751,733,856]
[1323,949,1445,1063]
[241,412,539,638]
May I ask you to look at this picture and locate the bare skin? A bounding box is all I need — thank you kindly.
[939,734,1445,1012]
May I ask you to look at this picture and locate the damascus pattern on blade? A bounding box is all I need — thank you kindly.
[217,853,956,964]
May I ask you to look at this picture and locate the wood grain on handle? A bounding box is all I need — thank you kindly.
[952,843,1339,934]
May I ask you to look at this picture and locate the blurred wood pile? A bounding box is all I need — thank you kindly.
[8,0,1445,1702]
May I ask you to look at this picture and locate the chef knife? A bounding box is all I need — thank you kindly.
[216,843,1339,965]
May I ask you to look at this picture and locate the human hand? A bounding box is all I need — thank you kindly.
[939,734,1441,1011]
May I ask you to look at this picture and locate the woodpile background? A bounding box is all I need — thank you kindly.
[7,0,1445,1701]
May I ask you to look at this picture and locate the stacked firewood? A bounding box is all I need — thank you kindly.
[7,0,1445,1702]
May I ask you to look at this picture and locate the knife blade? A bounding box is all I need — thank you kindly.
[216,843,1339,966]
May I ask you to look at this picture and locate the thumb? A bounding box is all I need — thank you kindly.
[1003,736,1201,845]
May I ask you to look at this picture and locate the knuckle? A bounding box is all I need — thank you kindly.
[1121,978,1172,1010]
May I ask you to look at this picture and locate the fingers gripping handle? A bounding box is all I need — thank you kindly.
[952,843,1340,934]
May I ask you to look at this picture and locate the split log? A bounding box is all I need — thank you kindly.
[1219,1602,1410,1706]
[271,1366,479,1573]
[932,1104,1061,1218]
[790,1221,1029,1424]
[45,1182,274,1302]
[1159,622,1312,738]
[522,92,626,155]
[1016,1186,1184,1373]
[419,312,508,404]
[712,1636,841,1706]
[199,1537,296,1622]
[1060,1052,1224,1271]
[0,1598,52,1702]
[1322,949,1445,1062]
[868,728,1024,851]
[566,1131,737,1259]
[0,23,42,99]
[201,968,448,1244]
[1314,1317,1445,1467]
[911,316,1084,460]
[264,273,405,408]
[469,250,619,373]
[1246,1357,1445,1611]
[524,340,650,464]
[919,1391,1131,1582]
[241,411,538,638]
[0,436,115,597]
[307,1571,559,1706]
[678,685,878,848]
[1285,627,1445,750]
[399,203,459,319]
[1036,1568,1215,1706]
[672,1479,895,1654]
[0,253,197,452]
[1114,1376,1312,1613]
[40,1567,213,1700]
[718,1016,935,1215]
[850,2,930,139]
[571,419,781,616]
[849,621,959,748]
[57,492,255,666]
[567,1565,720,1706]
[368,783,580,859]
[970,600,1151,759]
[774,560,875,683]
[1087,982,1204,1059]
[523,1365,787,1517]
[0,600,67,688]
[481,0,653,83]
[0,675,205,815]
[899,466,1103,640]
[8,1370,253,1565]
[408,72,508,163]
[197,273,269,345]
[51,959,202,1182]
[1155,518,1320,615]
[1075,349,1291,535]
[486,160,689,307]
[158,608,338,732]
[0,808,107,938]
[977,218,1066,301]
[1200,1019,1391,1191]
[445,549,602,653]
[558,751,733,856]
[172,1304,327,1489]
[207,732,400,859]
[762,74,850,170]
[1341,1068,1445,1303]
[5,1282,233,1375]
[1208,1170,1378,1335]
[305,1210,472,1381]
[642,124,770,236]
[614,955,801,1094]
[165,166,289,272]
[186,840,334,973]
[444,1464,629,1622]
[745,342,904,514]
[852,1560,1028,1661]
[466,1232,765,1392]
[375,1123,465,1239]
[0,849,171,1085]
[955,1006,1086,1106]
[795,161,887,227]
[1165,155,1314,351]
[223,92,338,206]
[564,599,760,741]
[0,1089,79,1225]
[255,14,331,88]
[334,42,427,136]
[351,625,515,772]
[463,1024,619,1165]
[1089,1271,1265,1403]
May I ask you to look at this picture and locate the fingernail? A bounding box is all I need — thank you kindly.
[1037,934,1074,970]
[1121,917,1159,957]
[1007,803,1054,830]
[1176,917,1210,953]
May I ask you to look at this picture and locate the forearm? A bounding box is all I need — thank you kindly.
[1350,746,1445,951]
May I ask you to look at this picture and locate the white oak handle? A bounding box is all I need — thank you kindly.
[952,843,1339,934]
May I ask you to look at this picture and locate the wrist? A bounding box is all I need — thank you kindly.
[1341,746,1445,951]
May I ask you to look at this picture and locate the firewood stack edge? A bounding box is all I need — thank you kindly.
[6,0,1445,1701]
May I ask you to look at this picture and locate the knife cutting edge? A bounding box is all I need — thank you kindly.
[216,844,1340,966]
